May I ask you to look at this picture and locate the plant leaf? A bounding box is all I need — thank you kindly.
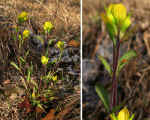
[25,50,29,58]
[110,113,118,120]
[19,57,25,65]
[27,63,33,83]
[95,83,110,112]
[129,114,135,120]
[117,50,137,76]
[21,77,28,90]
[10,62,21,72]
[111,103,124,113]
[27,68,31,83]
[98,55,112,76]
[106,23,117,46]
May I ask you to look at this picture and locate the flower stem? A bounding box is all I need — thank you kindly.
[111,32,120,110]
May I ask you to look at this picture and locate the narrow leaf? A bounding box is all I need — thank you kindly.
[106,23,117,46]
[111,103,124,113]
[27,63,33,83]
[25,50,29,58]
[95,83,110,112]
[21,77,28,90]
[10,62,21,72]
[37,104,44,110]
[27,68,31,83]
[117,50,137,76]
[110,113,118,120]
[129,114,135,120]
[98,55,112,76]
[19,57,25,64]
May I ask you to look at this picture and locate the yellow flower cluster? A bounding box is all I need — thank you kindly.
[109,4,127,24]
[23,30,30,39]
[101,4,130,27]
[101,3,131,40]
[18,11,28,23]
[52,75,57,82]
[43,21,53,33]
[110,107,134,120]
[41,56,49,65]
[57,41,64,51]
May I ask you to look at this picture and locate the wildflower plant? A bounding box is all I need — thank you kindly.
[56,41,65,61]
[43,21,53,34]
[18,11,28,24]
[42,21,54,57]
[10,11,63,115]
[23,29,30,39]
[41,56,49,65]
[12,11,30,51]
[95,3,136,119]
[57,41,64,51]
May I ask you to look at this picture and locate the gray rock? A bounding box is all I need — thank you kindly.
[82,59,100,108]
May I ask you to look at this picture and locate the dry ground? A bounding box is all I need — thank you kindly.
[0,0,80,38]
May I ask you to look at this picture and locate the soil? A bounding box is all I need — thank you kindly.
[83,0,150,120]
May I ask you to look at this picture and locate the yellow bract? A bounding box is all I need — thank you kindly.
[110,107,134,120]
[101,3,131,41]
[41,56,49,65]
[57,41,64,50]
[52,75,57,81]
[101,3,128,27]
[118,107,130,120]
[100,12,115,25]
[18,11,28,23]
[23,30,30,39]
[43,21,53,33]
[109,4,127,24]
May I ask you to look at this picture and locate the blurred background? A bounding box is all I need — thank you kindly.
[83,0,150,119]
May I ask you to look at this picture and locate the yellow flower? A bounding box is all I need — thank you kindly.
[101,3,131,41]
[41,56,49,65]
[52,75,57,81]
[109,4,127,24]
[23,30,30,39]
[110,107,134,120]
[43,21,53,33]
[101,3,129,27]
[56,41,64,50]
[18,11,28,23]
[118,107,130,120]
[32,92,36,99]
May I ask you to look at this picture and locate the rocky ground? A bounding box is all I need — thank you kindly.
[83,0,150,120]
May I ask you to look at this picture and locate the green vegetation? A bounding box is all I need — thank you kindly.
[96,3,136,120]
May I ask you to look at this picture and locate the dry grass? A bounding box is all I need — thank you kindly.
[0,0,80,39]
